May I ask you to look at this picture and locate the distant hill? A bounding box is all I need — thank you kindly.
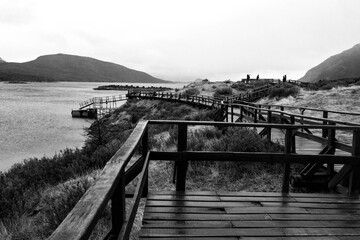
[0,54,169,83]
[299,43,360,83]
[0,57,5,63]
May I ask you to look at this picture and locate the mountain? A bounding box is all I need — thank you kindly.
[299,43,360,83]
[0,57,5,63]
[0,54,168,83]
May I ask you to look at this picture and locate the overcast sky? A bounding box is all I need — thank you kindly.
[1,0,360,82]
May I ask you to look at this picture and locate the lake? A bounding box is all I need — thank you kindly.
[0,81,184,172]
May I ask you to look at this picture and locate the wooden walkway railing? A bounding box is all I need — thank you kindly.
[49,120,360,240]
[79,94,128,110]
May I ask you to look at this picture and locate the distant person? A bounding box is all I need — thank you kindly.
[283,75,287,82]
[256,75,259,80]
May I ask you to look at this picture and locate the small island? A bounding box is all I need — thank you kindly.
[93,84,172,91]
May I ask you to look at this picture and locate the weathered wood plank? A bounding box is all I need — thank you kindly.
[225,207,308,214]
[219,196,296,202]
[269,214,360,221]
[142,220,232,228]
[261,202,360,209]
[145,207,225,214]
[140,228,285,237]
[145,200,257,208]
[147,195,221,202]
[143,212,271,221]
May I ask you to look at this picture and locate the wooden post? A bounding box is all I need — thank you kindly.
[322,111,328,138]
[176,123,188,191]
[327,123,336,176]
[240,106,244,122]
[142,128,149,197]
[254,108,257,123]
[349,130,360,195]
[231,105,234,123]
[267,109,272,142]
[225,105,229,122]
[282,129,292,193]
[111,169,125,236]
[290,116,296,153]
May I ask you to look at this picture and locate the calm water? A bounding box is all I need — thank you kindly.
[0,81,182,172]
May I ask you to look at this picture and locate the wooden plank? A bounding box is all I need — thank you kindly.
[269,214,360,221]
[148,191,218,196]
[142,220,232,228]
[145,200,257,208]
[145,207,225,214]
[232,220,326,228]
[140,228,285,237]
[143,212,270,221]
[217,191,351,198]
[147,195,220,202]
[140,238,238,240]
[225,207,308,214]
[219,196,296,202]
[262,202,360,209]
[283,227,360,236]
[150,151,360,165]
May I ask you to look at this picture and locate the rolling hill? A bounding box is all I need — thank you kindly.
[0,54,168,83]
[299,43,360,83]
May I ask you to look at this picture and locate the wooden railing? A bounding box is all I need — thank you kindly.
[49,120,360,240]
[79,94,127,109]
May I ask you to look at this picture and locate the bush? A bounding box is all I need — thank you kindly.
[213,87,233,98]
[269,83,299,99]
[231,82,250,91]
[183,88,200,97]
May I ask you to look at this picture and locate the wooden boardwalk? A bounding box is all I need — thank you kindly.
[55,84,360,240]
[141,191,360,239]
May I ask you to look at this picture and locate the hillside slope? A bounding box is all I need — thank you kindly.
[299,43,360,83]
[0,54,168,83]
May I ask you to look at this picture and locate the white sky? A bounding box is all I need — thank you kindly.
[1,0,360,82]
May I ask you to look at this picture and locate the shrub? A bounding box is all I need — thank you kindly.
[213,87,233,98]
[231,82,250,91]
[183,88,199,97]
[269,83,299,99]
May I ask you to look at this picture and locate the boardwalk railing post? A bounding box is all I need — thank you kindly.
[327,123,336,176]
[267,109,272,142]
[142,127,149,197]
[111,169,126,237]
[240,106,244,122]
[349,130,360,195]
[322,111,328,138]
[254,108,258,123]
[176,123,188,191]
[225,104,229,122]
[282,128,292,193]
[231,105,234,123]
[290,116,296,153]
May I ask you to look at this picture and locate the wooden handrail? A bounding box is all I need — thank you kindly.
[148,120,360,130]
[49,120,148,240]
